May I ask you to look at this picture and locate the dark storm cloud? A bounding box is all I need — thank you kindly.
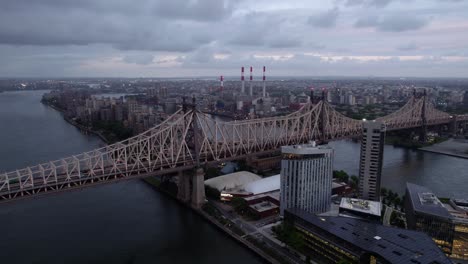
[308,8,340,28]
[354,15,428,32]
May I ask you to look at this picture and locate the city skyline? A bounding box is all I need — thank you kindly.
[1,0,468,78]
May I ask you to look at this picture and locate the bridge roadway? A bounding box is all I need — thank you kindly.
[1,94,468,203]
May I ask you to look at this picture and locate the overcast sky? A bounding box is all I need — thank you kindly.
[1,0,467,78]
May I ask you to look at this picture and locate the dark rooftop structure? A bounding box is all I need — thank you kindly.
[406,183,452,219]
[285,208,451,264]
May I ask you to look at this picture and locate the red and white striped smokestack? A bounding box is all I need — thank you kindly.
[262,66,266,97]
[241,67,245,94]
[249,66,253,96]
[220,75,224,92]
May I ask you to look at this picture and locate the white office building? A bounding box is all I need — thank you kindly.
[280,143,334,215]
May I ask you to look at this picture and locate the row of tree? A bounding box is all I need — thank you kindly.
[381,188,405,210]
[333,170,359,190]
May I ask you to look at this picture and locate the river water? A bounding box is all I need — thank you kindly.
[0,91,264,264]
[0,90,466,264]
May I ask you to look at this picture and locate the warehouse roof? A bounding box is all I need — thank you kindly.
[244,174,280,195]
[204,171,261,191]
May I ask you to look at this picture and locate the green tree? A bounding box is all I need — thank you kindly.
[381,187,387,197]
[394,197,401,208]
[350,175,359,189]
[333,170,349,183]
[231,197,249,215]
[205,185,221,200]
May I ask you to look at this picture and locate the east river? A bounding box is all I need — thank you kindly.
[0,90,467,263]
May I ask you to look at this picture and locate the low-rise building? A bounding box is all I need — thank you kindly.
[285,208,451,264]
[405,183,468,261]
[339,197,382,222]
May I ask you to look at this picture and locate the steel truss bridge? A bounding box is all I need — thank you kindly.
[1,92,467,203]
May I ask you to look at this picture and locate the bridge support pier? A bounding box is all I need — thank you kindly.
[176,171,191,203]
[419,126,428,143]
[451,117,458,136]
[191,168,206,209]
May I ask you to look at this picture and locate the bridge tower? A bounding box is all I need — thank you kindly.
[451,115,458,136]
[177,97,206,208]
[319,90,327,144]
[190,97,206,208]
[420,89,428,143]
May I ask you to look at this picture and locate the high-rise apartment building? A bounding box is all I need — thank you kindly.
[358,121,385,201]
[280,143,333,215]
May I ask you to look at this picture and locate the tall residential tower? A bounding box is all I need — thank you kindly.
[280,143,333,215]
[358,121,385,201]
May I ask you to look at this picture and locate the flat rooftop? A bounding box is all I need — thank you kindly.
[339,198,381,217]
[281,143,332,155]
[244,190,280,202]
[287,208,451,264]
[249,201,279,213]
[406,183,452,219]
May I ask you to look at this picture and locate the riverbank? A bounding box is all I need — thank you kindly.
[141,177,284,264]
[41,100,110,144]
[419,138,468,159]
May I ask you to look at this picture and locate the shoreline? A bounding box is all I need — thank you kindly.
[419,148,468,159]
[419,138,468,159]
[41,100,110,144]
[141,178,281,264]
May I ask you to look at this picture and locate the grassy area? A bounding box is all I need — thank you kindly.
[438,197,450,204]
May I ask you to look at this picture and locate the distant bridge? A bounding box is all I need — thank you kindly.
[1,91,467,205]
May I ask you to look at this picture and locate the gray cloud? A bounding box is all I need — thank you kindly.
[354,16,380,27]
[2,0,234,22]
[397,43,419,51]
[123,54,155,65]
[0,0,224,51]
[343,0,393,7]
[0,0,467,77]
[308,8,340,28]
[153,0,234,22]
[378,15,428,32]
[227,12,302,48]
[355,15,428,32]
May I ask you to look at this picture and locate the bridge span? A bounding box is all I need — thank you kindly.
[1,92,467,205]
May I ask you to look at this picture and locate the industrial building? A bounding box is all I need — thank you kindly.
[284,208,451,264]
[280,143,333,215]
[405,183,468,261]
[359,121,386,201]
